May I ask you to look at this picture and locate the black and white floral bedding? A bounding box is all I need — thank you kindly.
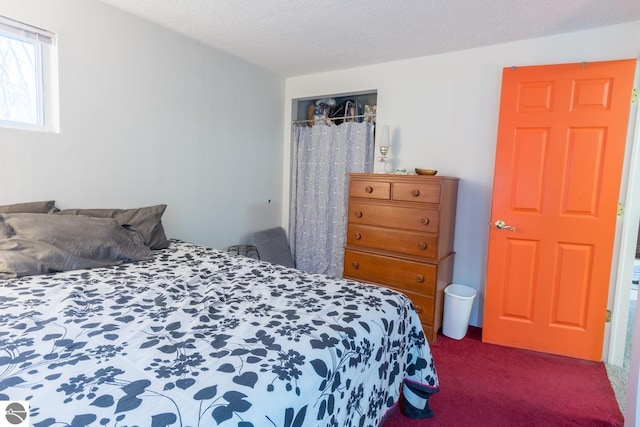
[0,240,439,426]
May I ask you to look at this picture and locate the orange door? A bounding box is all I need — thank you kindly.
[483,59,636,361]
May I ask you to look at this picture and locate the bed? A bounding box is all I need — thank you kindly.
[0,203,439,427]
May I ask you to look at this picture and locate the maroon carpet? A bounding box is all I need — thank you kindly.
[384,327,623,427]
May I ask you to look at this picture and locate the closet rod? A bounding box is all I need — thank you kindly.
[291,114,376,125]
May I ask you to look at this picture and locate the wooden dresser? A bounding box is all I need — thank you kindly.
[343,173,459,342]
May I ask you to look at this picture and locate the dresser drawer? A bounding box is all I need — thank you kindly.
[349,180,391,200]
[392,181,441,203]
[349,202,439,233]
[344,249,437,294]
[401,290,435,326]
[347,224,438,259]
[422,325,435,342]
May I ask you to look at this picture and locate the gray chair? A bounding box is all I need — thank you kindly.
[247,227,295,268]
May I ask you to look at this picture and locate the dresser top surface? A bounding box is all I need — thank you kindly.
[349,173,459,181]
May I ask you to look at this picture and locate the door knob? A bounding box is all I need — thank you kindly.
[494,220,516,231]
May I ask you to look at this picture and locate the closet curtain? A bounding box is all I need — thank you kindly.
[289,121,374,276]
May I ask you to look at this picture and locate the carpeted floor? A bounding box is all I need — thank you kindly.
[605,259,639,412]
[383,327,623,427]
[605,292,635,412]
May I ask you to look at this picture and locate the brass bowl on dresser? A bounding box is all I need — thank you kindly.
[415,168,438,176]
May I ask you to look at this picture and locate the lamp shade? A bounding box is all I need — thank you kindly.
[380,125,390,147]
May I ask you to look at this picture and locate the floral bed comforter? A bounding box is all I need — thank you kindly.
[0,240,439,426]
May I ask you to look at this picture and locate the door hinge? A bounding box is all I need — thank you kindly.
[618,203,625,216]
[633,88,638,104]
[606,309,612,323]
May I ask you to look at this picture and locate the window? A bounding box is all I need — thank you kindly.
[0,15,58,132]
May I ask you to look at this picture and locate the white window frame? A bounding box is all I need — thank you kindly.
[0,15,59,133]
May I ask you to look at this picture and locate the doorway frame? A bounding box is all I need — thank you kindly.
[608,65,640,367]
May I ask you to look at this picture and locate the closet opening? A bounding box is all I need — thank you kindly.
[289,90,377,277]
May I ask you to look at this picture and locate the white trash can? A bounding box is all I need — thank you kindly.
[442,284,477,340]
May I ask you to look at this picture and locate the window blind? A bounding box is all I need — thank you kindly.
[0,14,55,45]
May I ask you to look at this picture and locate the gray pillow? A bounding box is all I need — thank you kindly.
[0,213,152,278]
[0,200,58,214]
[57,205,169,250]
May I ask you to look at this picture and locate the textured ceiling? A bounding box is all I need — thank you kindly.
[99,0,640,77]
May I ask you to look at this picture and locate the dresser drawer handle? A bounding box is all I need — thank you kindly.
[354,232,362,240]
[355,210,363,218]
[421,217,430,225]
[414,305,423,313]
[411,189,420,197]
[416,275,424,283]
[351,262,359,269]
[365,186,374,193]
[418,242,427,250]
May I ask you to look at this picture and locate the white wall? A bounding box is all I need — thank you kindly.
[3,1,639,328]
[0,0,285,250]
[284,20,640,327]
